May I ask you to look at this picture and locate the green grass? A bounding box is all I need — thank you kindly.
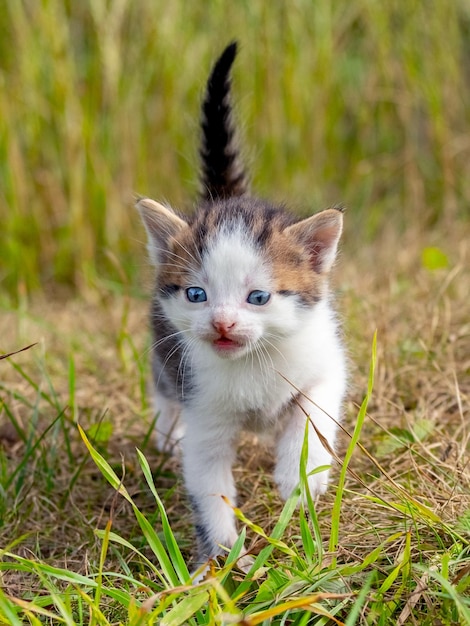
[1,1,470,624]
[1,1,470,296]
[1,303,469,623]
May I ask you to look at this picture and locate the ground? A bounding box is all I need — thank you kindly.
[0,223,469,623]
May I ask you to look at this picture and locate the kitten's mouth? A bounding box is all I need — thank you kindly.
[213,335,243,352]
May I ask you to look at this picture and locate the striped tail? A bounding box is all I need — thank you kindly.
[200,42,249,201]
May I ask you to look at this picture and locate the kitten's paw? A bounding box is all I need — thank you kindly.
[155,435,182,455]
[191,562,211,585]
[305,469,330,500]
[190,552,254,584]
[236,553,254,573]
[275,467,330,502]
[154,424,185,455]
[275,470,301,502]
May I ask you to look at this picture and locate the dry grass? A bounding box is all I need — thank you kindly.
[1,3,469,621]
[1,222,468,622]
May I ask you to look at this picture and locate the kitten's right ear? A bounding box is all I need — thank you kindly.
[136,198,188,266]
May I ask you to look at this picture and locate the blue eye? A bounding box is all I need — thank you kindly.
[186,287,207,303]
[247,290,271,306]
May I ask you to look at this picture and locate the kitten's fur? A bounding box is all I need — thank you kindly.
[137,42,346,568]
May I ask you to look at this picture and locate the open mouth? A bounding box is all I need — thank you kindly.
[213,336,242,351]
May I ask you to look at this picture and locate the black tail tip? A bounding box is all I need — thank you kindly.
[212,41,238,75]
[222,40,238,61]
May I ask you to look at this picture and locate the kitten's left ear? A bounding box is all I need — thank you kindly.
[285,208,343,274]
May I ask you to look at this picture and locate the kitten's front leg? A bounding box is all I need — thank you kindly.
[153,390,184,454]
[274,385,342,501]
[182,417,240,566]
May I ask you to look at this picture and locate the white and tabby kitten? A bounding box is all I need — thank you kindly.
[137,42,346,567]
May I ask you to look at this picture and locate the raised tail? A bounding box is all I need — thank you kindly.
[200,42,249,201]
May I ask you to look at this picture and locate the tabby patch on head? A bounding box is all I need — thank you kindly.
[136,41,347,571]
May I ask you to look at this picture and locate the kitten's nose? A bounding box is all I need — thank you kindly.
[212,319,236,335]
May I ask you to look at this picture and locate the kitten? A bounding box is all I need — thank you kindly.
[137,42,346,569]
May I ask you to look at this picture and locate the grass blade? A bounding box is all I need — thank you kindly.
[160,591,209,626]
[78,424,132,503]
[136,448,190,584]
[329,331,377,564]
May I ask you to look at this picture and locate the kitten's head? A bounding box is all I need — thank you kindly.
[138,196,342,360]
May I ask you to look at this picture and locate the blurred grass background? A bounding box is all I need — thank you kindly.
[1,0,469,297]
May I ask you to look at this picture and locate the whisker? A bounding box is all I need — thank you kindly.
[260,334,288,366]
[147,244,200,271]
[178,336,198,399]
[256,342,274,388]
[154,339,188,392]
[140,328,189,361]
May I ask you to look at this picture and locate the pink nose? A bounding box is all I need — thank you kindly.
[212,319,236,335]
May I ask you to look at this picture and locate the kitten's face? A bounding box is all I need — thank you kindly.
[161,226,303,359]
[138,197,342,360]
